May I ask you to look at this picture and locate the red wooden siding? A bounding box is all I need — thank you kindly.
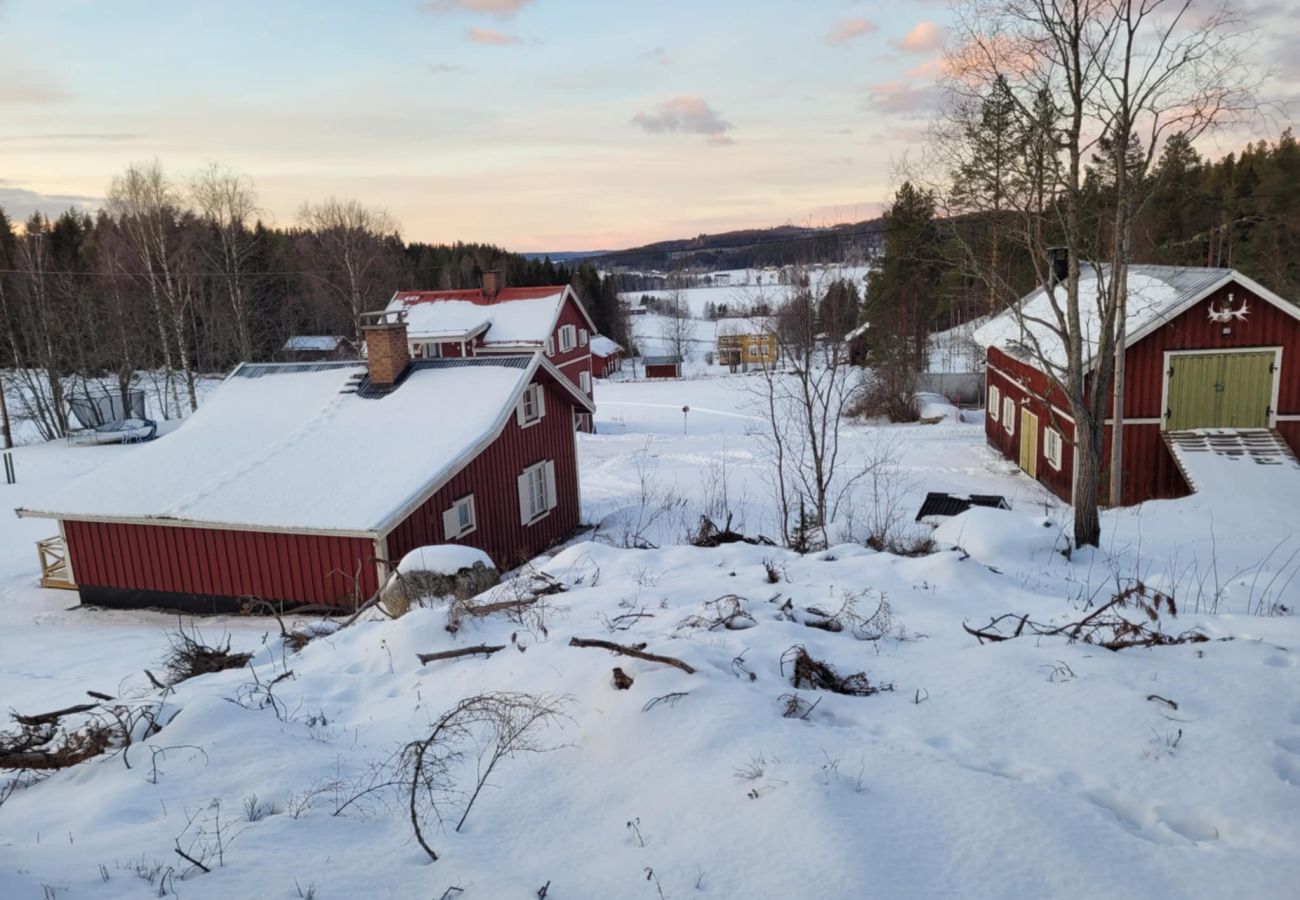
[63,520,377,606]
[593,352,621,378]
[644,363,680,379]
[985,349,1076,502]
[383,375,582,570]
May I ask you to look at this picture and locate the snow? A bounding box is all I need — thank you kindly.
[389,291,565,345]
[589,334,622,358]
[282,335,347,351]
[396,544,494,575]
[916,392,962,423]
[2,363,1299,899]
[621,265,871,320]
[973,266,1231,372]
[18,359,535,534]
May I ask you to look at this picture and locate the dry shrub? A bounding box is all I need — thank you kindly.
[162,622,252,685]
[779,645,894,696]
[675,595,757,634]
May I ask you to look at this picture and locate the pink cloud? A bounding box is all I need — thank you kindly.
[826,17,878,47]
[895,21,949,53]
[865,80,940,115]
[631,96,734,143]
[465,26,520,45]
[422,0,534,16]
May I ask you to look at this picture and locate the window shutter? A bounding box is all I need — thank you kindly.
[515,399,526,427]
[517,471,532,524]
[442,505,460,538]
[544,460,558,510]
[546,336,554,356]
[536,384,546,418]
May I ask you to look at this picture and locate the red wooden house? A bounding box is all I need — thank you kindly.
[975,264,1300,506]
[387,273,598,430]
[589,335,623,378]
[17,313,595,612]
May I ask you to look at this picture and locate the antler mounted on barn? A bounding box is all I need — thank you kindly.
[1207,293,1250,324]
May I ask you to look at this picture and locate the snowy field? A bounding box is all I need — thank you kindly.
[621,265,870,321]
[2,369,1299,899]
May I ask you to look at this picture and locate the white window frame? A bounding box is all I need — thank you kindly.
[442,493,477,539]
[579,328,589,347]
[579,370,591,394]
[545,336,555,357]
[516,383,545,427]
[1003,397,1016,435]
[1044,426,1064,471]
[517,459,557,525]
[989,385,1001,421]
[558,324,577,353]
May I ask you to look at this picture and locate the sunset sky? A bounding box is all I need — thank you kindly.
[1,0,1294,252]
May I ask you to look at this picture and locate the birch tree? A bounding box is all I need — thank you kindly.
[192,163,259,362]
[298,198,401,341]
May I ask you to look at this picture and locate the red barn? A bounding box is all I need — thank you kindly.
[17,313,595,612]
[387,273,598,430]
[642,356,683,379]
[975,265,1300,506]
[589,335,623,378]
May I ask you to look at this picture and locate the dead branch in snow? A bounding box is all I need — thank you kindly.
[675,594,757,634]
[962,583,1209,651]
[612,667,635,690]
[641,691,689,712]
[162,621,252,685]
[780,645,894,696]
[568,637,696,674]
[1,700,164,771]
[416,645,506,665]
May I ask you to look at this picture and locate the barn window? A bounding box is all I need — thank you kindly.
[989,385,1001,421]
[516,384,545,427]
[442,494,477,539]
[580,370,591,394]
[1003,397,1015,435]
[559,325,577,353]
[579,328,589,347]
[1044,427,1064,470]
[518,460,557,524]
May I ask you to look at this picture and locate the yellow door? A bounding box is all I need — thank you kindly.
[1166,352,1274,431]
[1020,409,1038,479]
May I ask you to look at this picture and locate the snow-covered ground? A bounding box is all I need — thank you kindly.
[621,265,870,321]
[2,369,1298,899]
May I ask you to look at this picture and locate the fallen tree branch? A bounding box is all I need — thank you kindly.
[417,645,507,665]
[568,637,696,674]
[11,703,101,728]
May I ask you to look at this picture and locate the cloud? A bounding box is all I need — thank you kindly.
[641,46,670,66]
[0,132,144,143]
[864,80,940,115]
[428,63,465,74]
[895,21,949,53]
[0,71,71,104]
[0,185,102,222]
[826,17,877,47]
[631,96,734,143]
[421,0,534,16]
[465,26,520,45]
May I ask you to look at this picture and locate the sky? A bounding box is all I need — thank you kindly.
[0,1,1295,253]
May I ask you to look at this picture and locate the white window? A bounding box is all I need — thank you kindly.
[442,494,477,539]
[579,328,589,347]
[1003,397,1016,435]
[579,370,591,394]
[1044,427,1064,470]
[988,385,1001,421]
[558,324,577,353]
[517,460,557,524]
[545,336,555,357]
[516,383,545,427]
[412,341,442,360]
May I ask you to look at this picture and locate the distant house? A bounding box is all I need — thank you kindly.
[643,355,683,379]
[386,273,598,430]
[974,263,1300,506]
[715,316,778,369]
[17,312,595,612]
[280,335,356,362]
[590,335,624,378]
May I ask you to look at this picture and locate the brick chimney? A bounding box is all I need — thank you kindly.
[361,310,410,386]
[481,269,501,301]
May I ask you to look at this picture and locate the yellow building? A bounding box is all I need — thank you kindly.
[716,317,778,368]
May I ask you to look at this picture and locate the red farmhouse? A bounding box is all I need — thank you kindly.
[386,274,599,430]
[18,314,595,612]
[589,335,624,378]
[975,264,1300,506]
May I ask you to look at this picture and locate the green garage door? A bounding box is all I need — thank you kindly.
[1166,352,1274,431]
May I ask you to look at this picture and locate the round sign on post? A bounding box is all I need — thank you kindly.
[682,405,690,435]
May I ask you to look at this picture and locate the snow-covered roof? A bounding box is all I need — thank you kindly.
[589,335,622,358]
[387,286,593,346]
[973,265,1299,373]
[19,355,592,536]
[714,316,776,338]
[282,335,350,351]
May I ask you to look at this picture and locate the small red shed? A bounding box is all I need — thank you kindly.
[17,315,595,612]
[590,335,623,378]
[975,265,1300,506]
[642,355,683,379]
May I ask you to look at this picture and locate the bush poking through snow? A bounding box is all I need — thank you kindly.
[962,582,1211,651]
[779,645,895,697]
[402,692,569,861]
[160,622,252,686]
[0,700,165,772]
[674,594,757,634]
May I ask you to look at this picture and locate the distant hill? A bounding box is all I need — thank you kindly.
[523,219,884,271]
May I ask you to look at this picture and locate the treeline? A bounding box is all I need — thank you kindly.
[0,161,626,438]
[861,129,1300,370]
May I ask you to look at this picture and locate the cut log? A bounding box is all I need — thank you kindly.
[568,637,696,674]
[417,644,507,665]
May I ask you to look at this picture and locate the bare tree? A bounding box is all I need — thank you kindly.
[297,198,401,341]
[658,274,693,362]
[192,164,260,362]
[934,0,1251,545]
